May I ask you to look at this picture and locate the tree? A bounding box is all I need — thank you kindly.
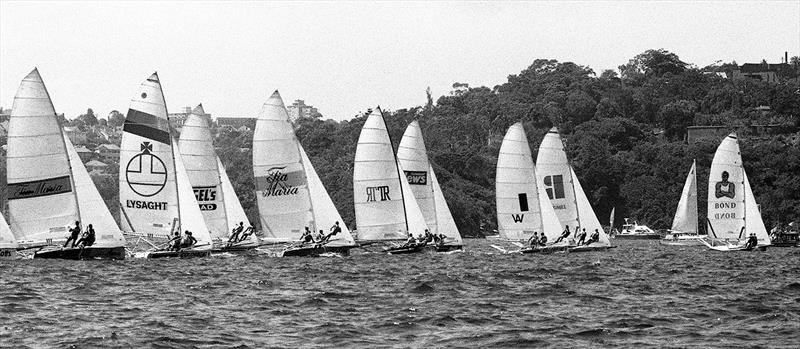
[657,100,696,140]
[77,108,98,126]
[107,110,125,127]
[619,49,687,83]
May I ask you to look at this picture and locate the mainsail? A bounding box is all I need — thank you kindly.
[253,91,354,245]
[0,213,17,249]
[495,123,562,242]
[217,156,251,234]
[536,127,609,246]
[353,108,428,241]
[118,73,211,248]
[6,69,80,243]
[671,160,698,234]
[707,133,769,244]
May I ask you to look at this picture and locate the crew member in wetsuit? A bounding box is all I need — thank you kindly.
[167,231,182,251]
[529,232,540,248]
[424,229,434,244]
[76,224,96,248]
[744,233,758,249]
[585,229,600,245]
[299,227,314,245]
[403,232,417,248]
[64,221,81,248]
[539,233,548,246]
[238,226,254,242]
[575,228,587,245]
[554,225,571,244]
[228,222,244,244]
[321,221,342,243]
[180,231,197,249]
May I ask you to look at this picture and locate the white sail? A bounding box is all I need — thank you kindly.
[397,120,437,234]
[743,172,770,245]
[119,73,181,236]
[707,133,746,240]
[179,104,229,240]
[0,213,17,249]
[537,174,564,242]
[353,108,410,241]
[671,161,698,234]
[300,144,356,246]
[495,123,548,241]
[172,141,213,248]
[64,135,126,248]
[7,68,80,243]
[253,91,314,241]
[217,156,251,234]
[536,127,608,245]
[398,160,430,237]
[429,166,463,245]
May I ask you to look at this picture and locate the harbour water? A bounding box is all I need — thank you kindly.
[1,239,799,348]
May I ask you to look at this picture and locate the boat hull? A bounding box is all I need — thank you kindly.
[34,246,126,260]
[146,249,210,259]
[521,245,570,254]
[615,234,661,240]
[568,245,615,252]
[432,244,463,252]
[385,245,425,255]
[282,245,352,257]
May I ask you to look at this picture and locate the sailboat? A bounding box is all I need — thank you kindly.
[118,73,212,258]
[495,122,564,254]
[353,107,430,254]
[252,91,356,256]
[1,213,18,257]
[6,68,126,259]
[397,120,463,252]
[662,160,705,245]
[536,127,612,251]
[178,104,257,251]
[701,133,770,251]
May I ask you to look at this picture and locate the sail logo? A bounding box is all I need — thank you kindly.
[512,214,524,223]
[7,175,72,200]
[712,202,737,219]
[366,186,391,202]
[126,142,167,197]
[193,186,218,211]
[404,171,427,185]
[543,175,565,200]
[256,166,305,197]
[126,200,167,210]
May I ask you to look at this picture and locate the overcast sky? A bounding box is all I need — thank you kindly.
[1,1,798,120]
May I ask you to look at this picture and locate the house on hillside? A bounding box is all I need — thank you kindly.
[732,62,793,83]
[85,160,109,173]
[74,145,94,162]
[97,143,120,162]
[216,116,256,131]
[63,126,87,145]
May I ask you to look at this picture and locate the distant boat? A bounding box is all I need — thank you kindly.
[662,161,705,246]
[701,133,771,251]
[118,73,212,258]
[252,91,356,256]
[536,127,612,252]
[1,213,18,257]
[7,68,126,259]
[178,104,257,251]
[353,108,430,254]
[397,120,463,252]
[616,218,660,240]
[494,122,565,253]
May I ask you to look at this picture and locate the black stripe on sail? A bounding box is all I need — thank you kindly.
[124,109,170,144]
[7,175,72,200]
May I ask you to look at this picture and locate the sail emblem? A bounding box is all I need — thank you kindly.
[141,93,147,99]
[543,175,565,199]
[125,142,167,197]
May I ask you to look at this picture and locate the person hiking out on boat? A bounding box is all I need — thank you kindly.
[576,228,587,245]
[322,221,342,243]
[238,226,254,242]
[416,233,428,247]
[539,233,547,246]
[402,232,417,247]
[316,230,326,245]
[585,229,600,245]
[744,233,758,250]
[167,231,181,251]
[438,233,447,245]
[424,229,434,244]
[228,222,244,244]
[180,231,197,249]
[64,221,81,248]
[554,225,571,244]
[529,232,540,247]
[75,224,96,248]
[299,227,314,245]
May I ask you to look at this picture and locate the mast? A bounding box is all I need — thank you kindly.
[560,132,582,231]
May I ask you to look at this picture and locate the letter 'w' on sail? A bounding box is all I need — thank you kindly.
[397,120,438,234]
[118,73,211,247]
[6,68,81,243]
[495,122,561,242]
[671,160,698,235]
[1,213,18,250]
[253,90,314,241]
[179,104,229,240]
[536,127,609,246]
[707,133,770,244]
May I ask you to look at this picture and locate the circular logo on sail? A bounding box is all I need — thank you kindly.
[126,142,167,197]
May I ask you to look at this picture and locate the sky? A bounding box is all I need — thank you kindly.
[1,1,798,121]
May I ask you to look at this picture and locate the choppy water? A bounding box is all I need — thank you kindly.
[1,239,799,348]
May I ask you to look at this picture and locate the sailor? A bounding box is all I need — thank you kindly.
[180,230,197,249]
[529,232,540,247]
[554,225,571,244]
[167,231,182,251]
[424,229,434,243]
[238,226,254,242]
[585,229,600,245]
[438,233,446,245]
[539,233,548,246]
[576,228,587,245]
[744,233,758,249]
[322,221,342,243]
[403,232,416,247]
[76,224,96,248]
[316,230,326,244]
[64,221,81,248]
[299,227,314,245]
[228,222,245,244]
[417,233,428,247]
